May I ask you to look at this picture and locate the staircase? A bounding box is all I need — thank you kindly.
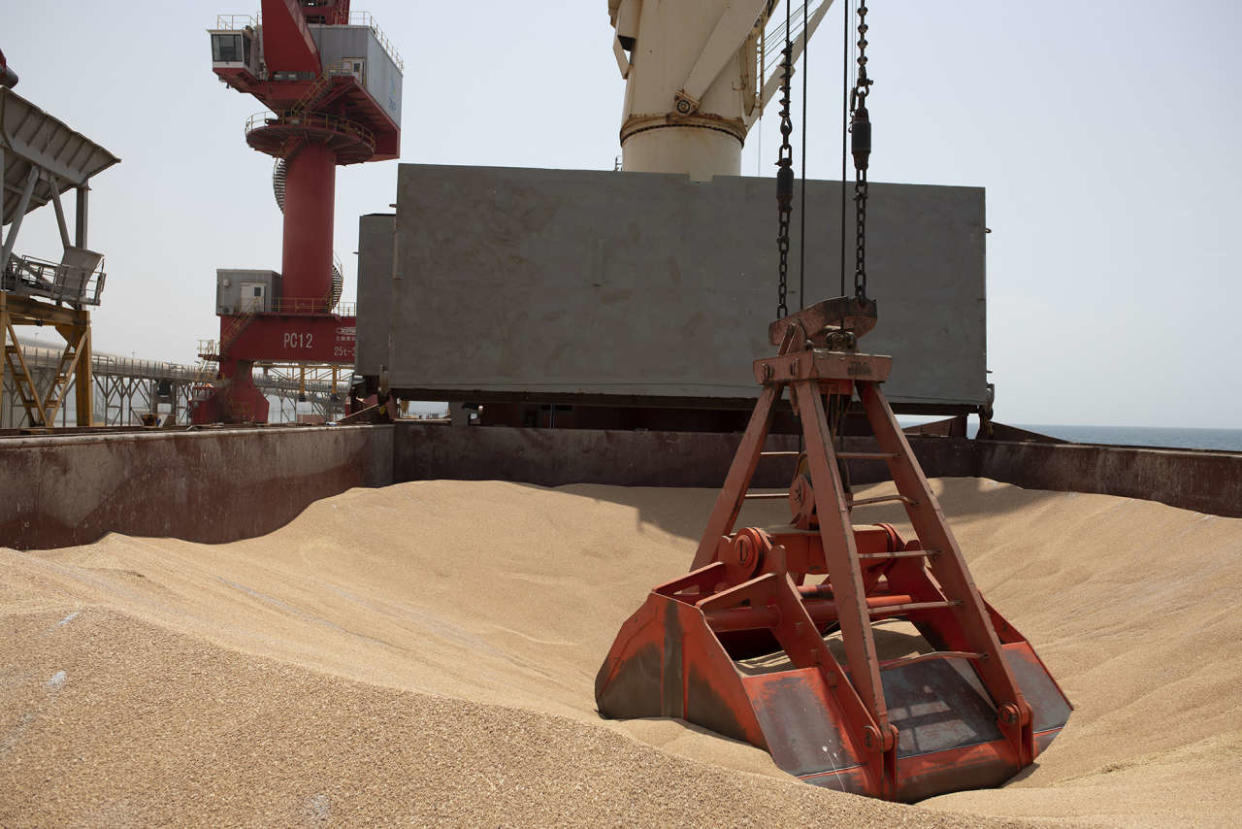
[273,157,287,210]
[287,72,333,119]
[219,312,256,353]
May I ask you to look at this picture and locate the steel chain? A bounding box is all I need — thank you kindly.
[775,7,795,319]
[850,1,873,299]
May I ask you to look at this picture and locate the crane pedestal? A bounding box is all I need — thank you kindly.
[191,308,357,425]
[280,143,337,308]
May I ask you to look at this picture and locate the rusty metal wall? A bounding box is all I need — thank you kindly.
[4,423,1238,553]
[393,423,1242,519]
[977,440,1242,519]
[0,425,393,550]
[392,423,977,489]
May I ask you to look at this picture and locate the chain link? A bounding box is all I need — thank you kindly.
[854,171,868,297]
[775,6,795,319]
[849,1,873,300]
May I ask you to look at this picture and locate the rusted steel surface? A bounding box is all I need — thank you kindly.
[394,422,976,490]
[396,422,806,488]
[394,423,1242,519]
[768,296,879,345]
[977,439,1242,519]
[4,418,1236,555]
[0,425,393,550]
[903,416,969,438]
[985,422,1066,443]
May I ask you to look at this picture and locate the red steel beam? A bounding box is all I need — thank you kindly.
[261,0,322,74]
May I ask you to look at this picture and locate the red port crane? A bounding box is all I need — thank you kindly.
[195,0,402,423]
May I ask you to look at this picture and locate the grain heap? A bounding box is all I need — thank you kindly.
[2,478,1240,826]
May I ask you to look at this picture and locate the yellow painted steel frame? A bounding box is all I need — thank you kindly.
[0,292,92,427]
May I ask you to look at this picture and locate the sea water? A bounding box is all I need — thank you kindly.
[1014,425,1242,453]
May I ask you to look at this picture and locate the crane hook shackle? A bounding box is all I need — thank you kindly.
[850,105,871,172]
[777,165,795,210]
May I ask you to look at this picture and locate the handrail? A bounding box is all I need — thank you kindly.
[245,110,376,152]
[210,11,402,72]
[348,12,404,71]
[10,342,343,395]
[3,252,106,307]
[213,297,355,317]
[214,14,258,31]
[265,297,356,317]
[13,343,205,382]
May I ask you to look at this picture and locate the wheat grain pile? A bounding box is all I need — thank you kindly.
[2,478,1240,826]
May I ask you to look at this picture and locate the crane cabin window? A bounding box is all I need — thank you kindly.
[212,34,246,64]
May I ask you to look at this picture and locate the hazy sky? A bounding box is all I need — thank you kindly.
[4,1,1240,428]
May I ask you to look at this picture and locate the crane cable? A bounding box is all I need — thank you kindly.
[798,0,809,317]
[777,0,875,315]
[774,0,795,319]
[850,0,873,300]
[840,0,850,300]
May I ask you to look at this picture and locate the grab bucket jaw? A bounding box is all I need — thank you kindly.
[597,558,1071,801]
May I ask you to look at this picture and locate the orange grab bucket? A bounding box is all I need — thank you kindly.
[595,299,1070,801]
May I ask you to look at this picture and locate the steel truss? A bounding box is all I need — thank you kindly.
[0,292,91,427]
[1,341,341,428]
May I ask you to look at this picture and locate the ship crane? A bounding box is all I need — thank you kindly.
[610,0,832,181]
[195,0,403,423]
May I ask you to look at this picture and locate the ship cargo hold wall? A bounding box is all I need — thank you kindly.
[0,425,393,550]
[3,423,1241,552]
[357,165,988,413]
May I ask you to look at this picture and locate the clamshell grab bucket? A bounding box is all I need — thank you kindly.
[594,298,1071,801]
[597,557,1071,801]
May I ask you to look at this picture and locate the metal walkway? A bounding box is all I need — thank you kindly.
[2,342,342,428]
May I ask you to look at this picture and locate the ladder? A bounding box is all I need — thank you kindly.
[288,72,333,119]
[220,312,255,352]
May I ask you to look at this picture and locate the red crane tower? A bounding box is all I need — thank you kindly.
[195,0,402,423]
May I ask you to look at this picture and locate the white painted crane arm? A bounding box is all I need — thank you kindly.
[751,0,834,126]
[678,0,774,111]
[611,0,641,79]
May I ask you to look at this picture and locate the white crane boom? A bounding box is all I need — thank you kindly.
[610,0,834,181]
